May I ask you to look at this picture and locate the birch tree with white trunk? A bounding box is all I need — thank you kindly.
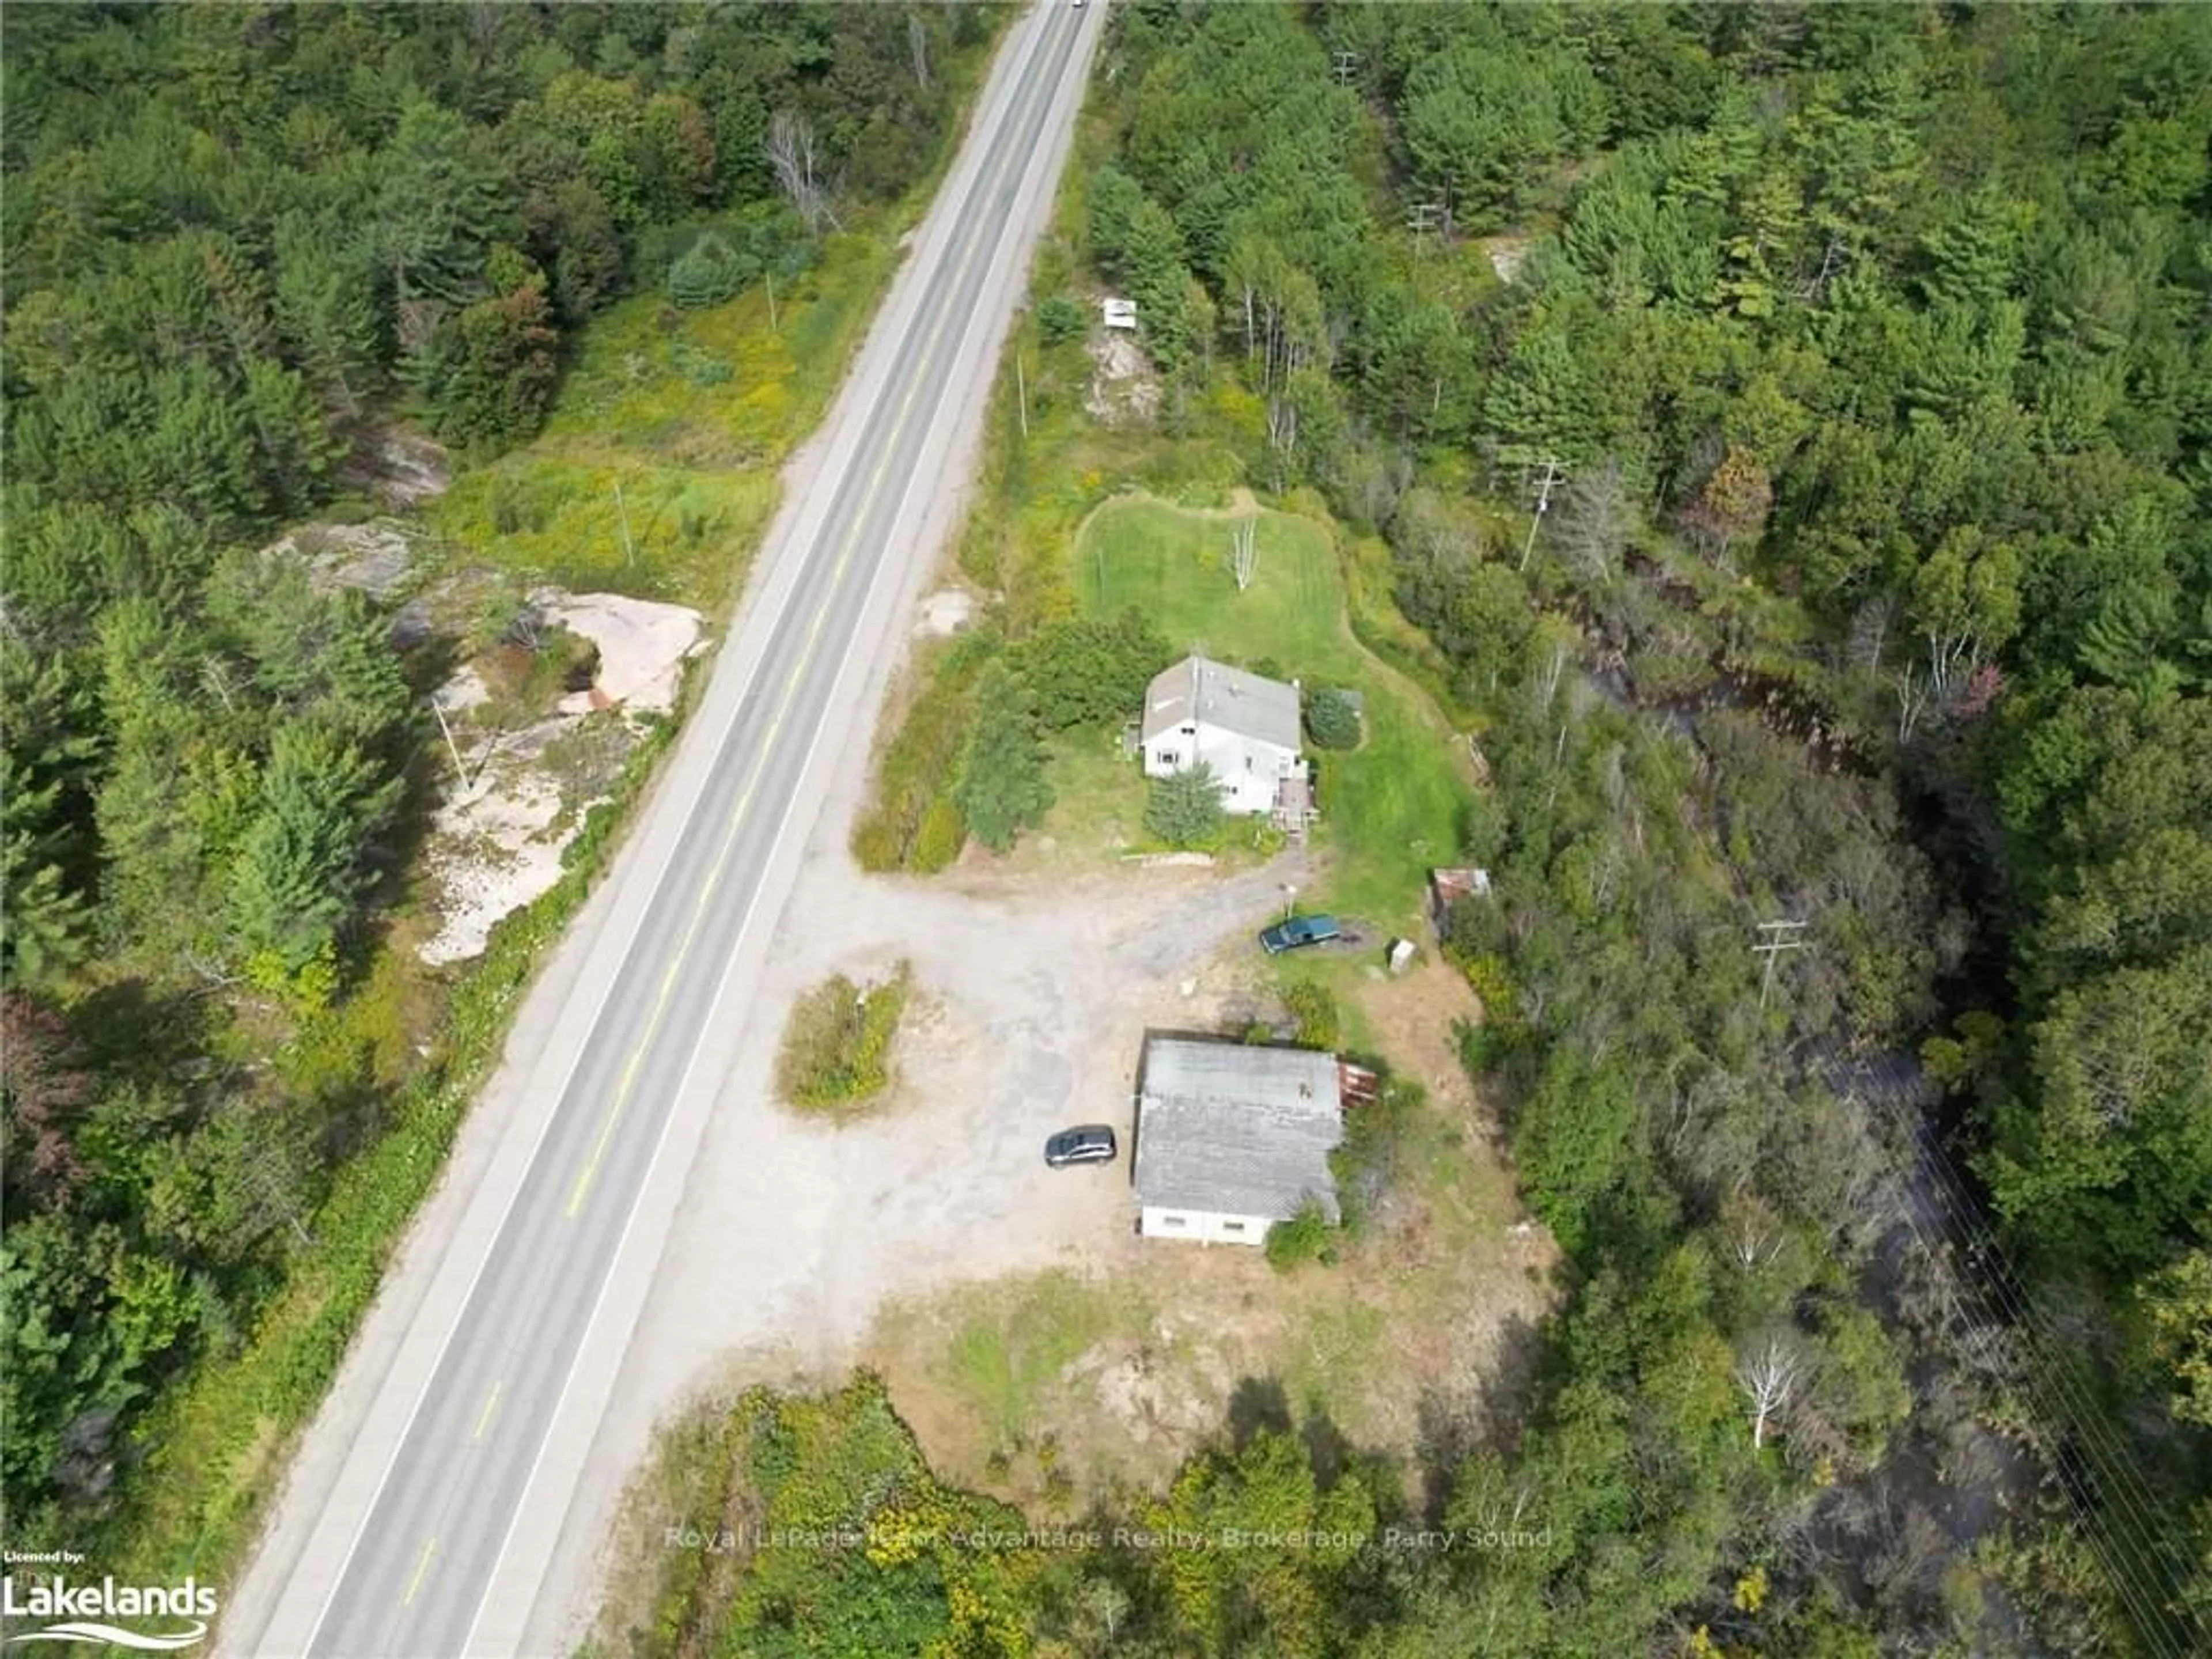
[765,111,836,235]
[1230,518,1258,592]
[1737,1332,1807,1449]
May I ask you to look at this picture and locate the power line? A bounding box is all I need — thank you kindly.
[1408,201,1444,253]
[1518,457,1563,573]
[1839,1072,2207,1656]
[1843,1099,2184,1653]
[1751,919,1807,1012]
[1898,1110,2206,1652]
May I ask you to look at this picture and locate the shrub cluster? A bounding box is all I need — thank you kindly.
[775,965,913,1113]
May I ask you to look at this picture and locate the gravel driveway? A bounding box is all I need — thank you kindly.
[522,810,1318,1650]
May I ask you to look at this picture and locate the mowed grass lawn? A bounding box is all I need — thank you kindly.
[1077,498,1471,926]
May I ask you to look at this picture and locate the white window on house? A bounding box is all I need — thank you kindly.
[1222,1221,1246,1233]
[1161,1214,1186,1228]
[1154,750,1175,768]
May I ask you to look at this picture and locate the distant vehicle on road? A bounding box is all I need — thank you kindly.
[1259,914,1341,955]
[1044,1125,1117,1166]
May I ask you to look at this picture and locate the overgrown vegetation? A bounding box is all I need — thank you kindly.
[702,2,2212,1653]
[601,1374,1047,1659]
[1,0,1001,1581]
[1282,982,1341,1052]
[1263,1198,1335,1272]
[774,965,912,1116]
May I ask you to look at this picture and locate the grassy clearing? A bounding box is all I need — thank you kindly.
[774,964,912,1117]
[1076,497,1471,925]
[938,1270,1147,1452]
[426,233,891,614]
[1028,729,1152,862]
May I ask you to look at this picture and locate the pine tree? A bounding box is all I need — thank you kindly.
[274,214,384,412]
[228,723,403,972]
[420,281,558,449]
[953,670,1052,853]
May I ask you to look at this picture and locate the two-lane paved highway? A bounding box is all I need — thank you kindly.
[226,6,1100,1653]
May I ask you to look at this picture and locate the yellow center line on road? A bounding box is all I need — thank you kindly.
[473,1381,503,1442]
[557,21,1054,1222]
[403,1537,438,1607]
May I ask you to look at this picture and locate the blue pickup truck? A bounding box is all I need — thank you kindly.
[1259,914,1342,955]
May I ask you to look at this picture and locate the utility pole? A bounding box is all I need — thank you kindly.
[765,271,779,333]
[1518,456,1563,573]
[613,480,637,570]
[1332,50,1359,87]
[430,695,468,785]
[1752,919,1809,1012]
[1408,201,1444,253]
[1016,350,1029,440]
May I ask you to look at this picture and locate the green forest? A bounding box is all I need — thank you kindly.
[632,3,2212,1657]
[1090,4,2212,1650]
[0,0,994,1571]
[5,2,2211,1656]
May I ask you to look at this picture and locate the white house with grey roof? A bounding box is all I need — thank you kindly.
[1140,655,1303,816]
[1132,1036,1343,1246]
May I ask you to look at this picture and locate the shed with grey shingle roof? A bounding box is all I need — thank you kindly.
[1132,1036,1343,1246]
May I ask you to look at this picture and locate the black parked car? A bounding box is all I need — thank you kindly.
[1044,1125,1117,1167]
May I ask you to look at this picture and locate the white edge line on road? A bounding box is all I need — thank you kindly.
[285,12,1056,1653]
[554,0,1070,1225]
[453,13,1094,1657]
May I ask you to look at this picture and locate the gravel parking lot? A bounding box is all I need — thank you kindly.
[527,811,1319,1647]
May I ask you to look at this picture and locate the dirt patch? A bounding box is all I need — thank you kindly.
[914,588,978,637]
[1351,954,1491,1137]
[338,425,452,508]
[418,590,705,965]
[1084,331,1160,426]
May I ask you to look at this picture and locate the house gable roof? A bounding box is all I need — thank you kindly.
[1132,1037,1343,1224]
[1140,656,1301,751]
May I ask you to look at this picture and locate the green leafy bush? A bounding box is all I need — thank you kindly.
[1304,686,1362,749]
[1330,1076,1421,1237]
[1264,1198,1335,1271]
[953,666,1053,850]
[1013,609,1172,732]
[775,965,912,1113]
[1143,762,1225,849]
[1037,295,1086,345]
[665,232,755,309]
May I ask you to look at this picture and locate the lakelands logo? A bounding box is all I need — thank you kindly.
[1,1574,217,1650]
